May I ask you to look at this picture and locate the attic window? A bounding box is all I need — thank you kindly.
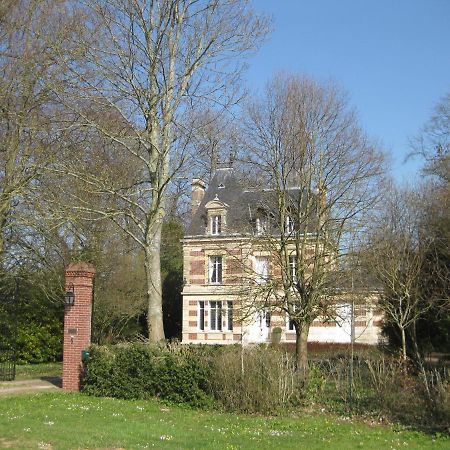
[255,217,267,235]
[218,183,225,189]
[211,215,222,235]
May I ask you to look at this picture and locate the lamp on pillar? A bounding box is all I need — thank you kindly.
[64,283,75,306]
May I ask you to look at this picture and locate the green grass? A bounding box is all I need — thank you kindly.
[0,392,448,449]
[15,362,62,381]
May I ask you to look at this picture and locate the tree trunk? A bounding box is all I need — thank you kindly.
[400,326,407,361]
[144,218,165,342]
[295,322,310,381]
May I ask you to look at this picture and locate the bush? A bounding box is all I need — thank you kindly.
[82,343,213,408]
[15,323,62,364]
[210,345,301,413]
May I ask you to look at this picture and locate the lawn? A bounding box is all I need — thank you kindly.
[0,392,448,449]
[14,363,62,381]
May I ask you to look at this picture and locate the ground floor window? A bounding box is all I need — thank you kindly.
[210,301,222,331]
[198,301,205,331]
[226,301,233,331]
[197,300,233,332]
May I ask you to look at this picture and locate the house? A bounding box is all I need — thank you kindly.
[181,167,382,345]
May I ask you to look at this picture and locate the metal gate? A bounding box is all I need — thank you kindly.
[0,287,17,381]
[0,349,16,381]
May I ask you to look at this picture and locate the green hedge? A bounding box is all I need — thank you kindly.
[81,343,213,408]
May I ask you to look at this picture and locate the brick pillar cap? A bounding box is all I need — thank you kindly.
[66,262,96,274]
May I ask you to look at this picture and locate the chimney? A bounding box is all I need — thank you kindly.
[191,178,206,216]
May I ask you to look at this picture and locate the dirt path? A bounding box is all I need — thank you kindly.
[0,377,61,396]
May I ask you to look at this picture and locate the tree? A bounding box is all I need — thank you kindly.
[239,74,384,376]
[412,92,449,183]
[161,220,183,339]
[0,0,78,269]
[56,0,269,341]
[363,186,433,360]
[409,93,450,353]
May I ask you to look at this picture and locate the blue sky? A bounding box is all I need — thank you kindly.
[245,0,450,183]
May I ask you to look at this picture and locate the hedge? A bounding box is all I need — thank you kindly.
[81,343,214,408]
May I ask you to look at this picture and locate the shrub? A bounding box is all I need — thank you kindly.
[210,345,301,413]
[15,323,62,364]
[82,342,213,408]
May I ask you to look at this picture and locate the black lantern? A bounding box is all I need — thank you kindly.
[64,284,75,306]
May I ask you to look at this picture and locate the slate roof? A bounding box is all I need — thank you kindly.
[187,168,315,236]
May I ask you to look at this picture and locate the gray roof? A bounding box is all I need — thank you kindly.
[187,168,317,237]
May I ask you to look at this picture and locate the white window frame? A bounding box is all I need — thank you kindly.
[287,304,297,331]
[258,308,271,328]
[225,301,233,331]
[289,255,297,283]
[208,256,223,284]
[198,301,205,331]
[286,215,294,234]
[209,300,222,331]
[254,256,269,284]
[255,217,267,235]
[210,215,222,235]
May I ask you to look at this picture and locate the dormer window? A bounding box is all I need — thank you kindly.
[211,215,222,235]
[205,196,228,236]
[255,217,267,235]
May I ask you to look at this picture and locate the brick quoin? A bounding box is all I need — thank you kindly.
[62,262,95,391]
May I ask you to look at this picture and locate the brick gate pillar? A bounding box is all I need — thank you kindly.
[62,262,96,391]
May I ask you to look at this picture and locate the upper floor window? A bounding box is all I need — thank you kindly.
[209,256,223,284]
[254,256,269,283]
[289,255,297,282]
[211,215,222,235]
[286,216,294,234]
[287,304,297,330]
[260,308,271,328]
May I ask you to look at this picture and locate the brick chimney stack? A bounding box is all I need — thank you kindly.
[191,178,206,216]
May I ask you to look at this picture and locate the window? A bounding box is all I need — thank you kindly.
[289,255,297,283]
[288,304,297,330]
[254,256,269,283]
[211,215,221,235]
[259,308,271,327]
[286,216,294,234]
[288,317,294,331]
[226,301,233,331]
[210,301,222,331]
[198,301,205,331]
[209,256,223,283]
[255,216,267,235]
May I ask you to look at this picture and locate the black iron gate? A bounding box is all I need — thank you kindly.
[0,286,17,381]
[0,348,16,381]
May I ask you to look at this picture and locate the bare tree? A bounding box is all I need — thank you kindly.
[54,0,269,341]
[412,92,450,183]
[363,186,431,360]
[238,74,384,376]
[0,0,78,269]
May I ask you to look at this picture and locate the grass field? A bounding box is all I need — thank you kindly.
[14,363,62,381]
[0,392,448,449]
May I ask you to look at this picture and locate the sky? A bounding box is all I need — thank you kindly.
[245,0,450,183]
